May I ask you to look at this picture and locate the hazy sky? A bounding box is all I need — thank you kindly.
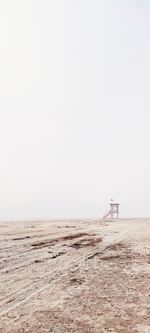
[0,0,150,219]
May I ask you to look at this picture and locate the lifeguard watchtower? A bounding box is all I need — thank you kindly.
[103,199,120,220]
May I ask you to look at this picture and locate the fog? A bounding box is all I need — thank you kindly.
[0,0,150,219]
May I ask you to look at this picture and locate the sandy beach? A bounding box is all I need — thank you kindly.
[0,218,150,332]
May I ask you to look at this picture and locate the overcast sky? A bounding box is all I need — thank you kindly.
[0,0,150,219]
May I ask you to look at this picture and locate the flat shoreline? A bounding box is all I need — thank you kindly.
[0,218,150,332]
